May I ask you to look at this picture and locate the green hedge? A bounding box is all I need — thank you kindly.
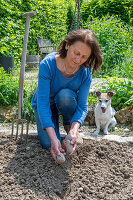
[81,0,133,25]
[83,15,133,76]
[0,0,75,60]
[0,67,19,106]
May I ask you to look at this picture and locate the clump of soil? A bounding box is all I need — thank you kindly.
[0,134,133,200]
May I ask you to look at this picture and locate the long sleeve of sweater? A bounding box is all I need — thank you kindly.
[36,60,55,129]
[32,52,92,129]
[70,70,92,126]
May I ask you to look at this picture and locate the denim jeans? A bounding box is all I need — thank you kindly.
[33,89,77,149]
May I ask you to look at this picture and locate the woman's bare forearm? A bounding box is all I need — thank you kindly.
[70,122,80,136]
[45,127,58,143]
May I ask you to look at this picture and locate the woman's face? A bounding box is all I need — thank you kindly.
[65,41,91,68]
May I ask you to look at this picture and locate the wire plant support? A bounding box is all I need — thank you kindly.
[70,0,83,31]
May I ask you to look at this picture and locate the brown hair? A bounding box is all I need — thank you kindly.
[58,29,103,72]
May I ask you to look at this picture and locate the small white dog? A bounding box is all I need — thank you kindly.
[94,91,117,135]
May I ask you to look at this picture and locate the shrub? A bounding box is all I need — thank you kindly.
[22,80,37,122]
[101,77,133,110]
[89,76,133,111]
[83,15,133,77]
[81,0,133,25]
[0,0,70,59]
[0,67,19,106]
[0,66,37,121]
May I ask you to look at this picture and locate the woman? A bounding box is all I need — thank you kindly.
[32,29,102,163]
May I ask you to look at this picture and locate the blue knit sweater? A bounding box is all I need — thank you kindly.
[32,52,92,129]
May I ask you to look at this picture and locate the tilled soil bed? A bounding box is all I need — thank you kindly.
[0,134,133,200]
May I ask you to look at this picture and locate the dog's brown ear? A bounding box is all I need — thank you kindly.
[107,91,115,97]
[96,91,101,97]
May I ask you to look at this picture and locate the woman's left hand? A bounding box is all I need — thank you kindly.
[67,130,78,155]
[63,122,80,155]
[50,138,65,163]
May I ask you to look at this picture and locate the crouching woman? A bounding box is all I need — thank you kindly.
[32,29,103,163]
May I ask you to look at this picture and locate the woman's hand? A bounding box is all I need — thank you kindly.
[64,122,80,155]
[63,130,78,155]
[50,138,65,164]
[68,130,77,155]
[45,127,65,164]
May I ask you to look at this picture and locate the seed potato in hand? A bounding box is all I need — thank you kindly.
[65,135,73,154]
[56,153,65,164]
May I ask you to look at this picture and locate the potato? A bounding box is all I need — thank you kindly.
[65,135,73,154]
[56,153,65,164]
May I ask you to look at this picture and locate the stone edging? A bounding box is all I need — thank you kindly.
[80,132,133,147]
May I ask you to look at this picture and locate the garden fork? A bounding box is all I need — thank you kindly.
[11,11,36,143]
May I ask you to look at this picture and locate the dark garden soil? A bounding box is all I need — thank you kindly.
[0,134,133,200]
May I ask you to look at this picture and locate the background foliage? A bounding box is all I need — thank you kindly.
[81,0,133,25]
[0,0,133,121]
[0,0,75,58]
[0,67,19,106]
[101,77,133,111]
[83,15,133,76]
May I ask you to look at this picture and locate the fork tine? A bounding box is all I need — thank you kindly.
[11,119,29,142]
[11,120,15,138]
[20,121,24,141]
[25,121,29,143]
[15,121,19,140]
